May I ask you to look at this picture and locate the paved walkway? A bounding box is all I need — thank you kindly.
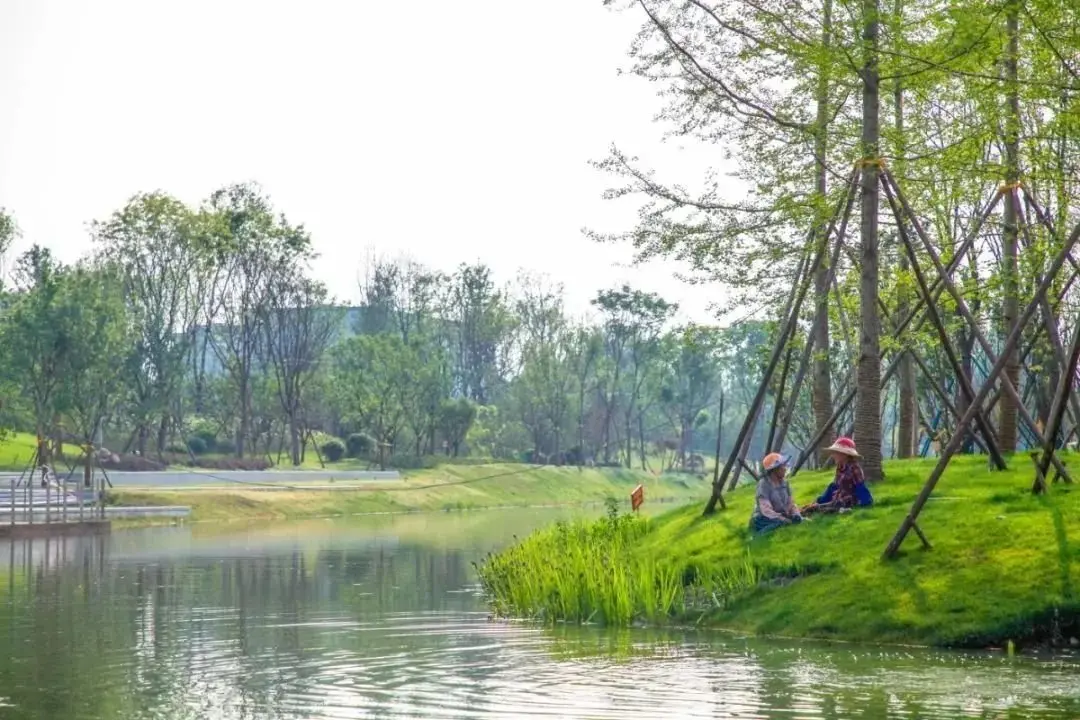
[0,469,402,488]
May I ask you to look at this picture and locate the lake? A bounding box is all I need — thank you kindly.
[0,507,1078,719]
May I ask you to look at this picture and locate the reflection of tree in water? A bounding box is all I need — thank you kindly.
[2,531,1077,719]
[0,533,484,719]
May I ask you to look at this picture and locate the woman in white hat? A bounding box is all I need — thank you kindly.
[802,436,873,514]
[749,452,805,535]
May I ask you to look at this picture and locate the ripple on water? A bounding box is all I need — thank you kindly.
[173,612,1077,720]
[2,522,1080,720]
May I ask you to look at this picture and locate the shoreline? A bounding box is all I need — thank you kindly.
[477,454,1080,650]
[108,463,710,525]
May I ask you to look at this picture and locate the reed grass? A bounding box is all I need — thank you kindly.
[479,453,1080,647]
[476,503,771,626]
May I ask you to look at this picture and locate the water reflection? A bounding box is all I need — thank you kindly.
[0,511,1077,719]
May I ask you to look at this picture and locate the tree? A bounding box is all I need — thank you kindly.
[592,0,868,468]
[512,274,576,460]
[0,209,18,282]
[445,264,514,404]
[262,276,340,465]
[855,0,884,480]
[92,192,211,455]
[55,265,132,445]
[438,398,478,457]
[203,183,311,457]
[660,324,724,468]
[330,334,416,468]
[1,247,70,447]
[592,285,677,467]
[566,325,604,463]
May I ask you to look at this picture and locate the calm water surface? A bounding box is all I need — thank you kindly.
[0,508,1078,719]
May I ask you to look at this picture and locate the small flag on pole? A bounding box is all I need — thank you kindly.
[631,484,644,512]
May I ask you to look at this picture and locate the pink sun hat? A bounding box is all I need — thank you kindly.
[824,436,861,458]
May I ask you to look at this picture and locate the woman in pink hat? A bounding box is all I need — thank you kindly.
[801,436,873,515]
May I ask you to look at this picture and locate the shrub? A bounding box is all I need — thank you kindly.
[98,454,168,472]
[215,438,236,455]
[192,457,272,471]
[186,436,208,455]
[320,438,346,463]
[346,433,374,458]
[186,421,219,453]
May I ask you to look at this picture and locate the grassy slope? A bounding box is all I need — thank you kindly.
[638,454,1079,647]
[112,463,709,522]
[0,433,83,471]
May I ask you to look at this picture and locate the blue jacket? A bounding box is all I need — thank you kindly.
[815,480,874,506]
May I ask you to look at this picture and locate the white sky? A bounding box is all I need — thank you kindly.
[0,0,736,323]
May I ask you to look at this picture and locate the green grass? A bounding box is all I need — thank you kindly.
[0,432,83,471]
[477,453,1080,649]
[110,463,710,522]
[477,502,762,625]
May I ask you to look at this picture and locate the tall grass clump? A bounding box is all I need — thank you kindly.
[476,502,764,626]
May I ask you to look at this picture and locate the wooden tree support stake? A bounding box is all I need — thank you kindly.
[882,177,1006,468]
[1033,308,1080,492]
[883,217,1080,559]
[772,209,854,453]
[792,187,1006,472]
[906,349,991,455]
[884,170,1072,482]
[1031,452,1049,493]
[739,458,761,483]
[911,522,932,550]
[703,168,860,514]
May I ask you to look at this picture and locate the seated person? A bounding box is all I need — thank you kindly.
[802,436,873,515]
[749,452,804,535]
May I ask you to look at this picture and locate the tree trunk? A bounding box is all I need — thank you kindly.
[137,424,149,456]
[638,414,648,471]
[237,375,249,459]
[957,322,977,454]
[999,2,1021,453]
[577,384,587,464]
[289,419,302,466]
[893,5,916,460]
[811,0,836,466]
[897,311,917,457]
[156,415,169,458]
[855,0,883,481]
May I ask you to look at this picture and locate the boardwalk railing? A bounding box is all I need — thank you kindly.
[0,477,101,525]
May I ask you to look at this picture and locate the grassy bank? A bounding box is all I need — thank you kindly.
[0,432,82,471]
[477,454,1080,649]
[111,463,709,522]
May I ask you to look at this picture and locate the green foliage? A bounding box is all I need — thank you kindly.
[437,398,477,456]
[465,405,531,460]
[346,432,374,458]
[185,436,209,455]
[484,454,1080,647]
[320,438,346,463]
[477,508,767,626]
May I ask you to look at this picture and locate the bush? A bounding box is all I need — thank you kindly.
[320,438,346,463]
[98,454,168,472]
[159,453,273,471]
[186,422,219,453]
[215,438,236,455]
[192,457,272,471]
[186,436,208,455]
[346,433,374,458]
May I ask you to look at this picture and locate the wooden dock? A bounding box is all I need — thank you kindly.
[0,520,110,539]
[0,480,112,537]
